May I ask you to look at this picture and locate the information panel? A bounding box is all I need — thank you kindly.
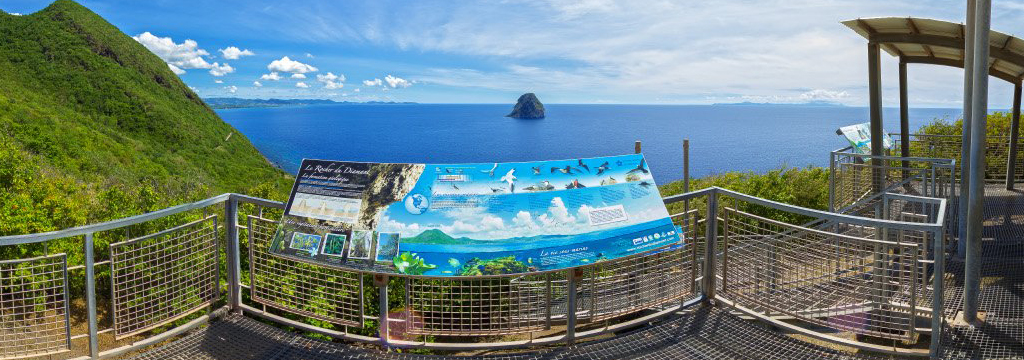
[838,123,894,155]
[269,154,681,276]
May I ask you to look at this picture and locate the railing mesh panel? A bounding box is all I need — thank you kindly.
[582,247,689,322]
[248,216,363,327]
[405,274,550,336]
[0,254,69,359]
[110,215,219,338]
[897,133,1023,183]
[719,207,920,341]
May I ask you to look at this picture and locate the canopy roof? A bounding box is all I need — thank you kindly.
[843,17,1024,83]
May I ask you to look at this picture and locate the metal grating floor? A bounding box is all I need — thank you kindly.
[128,307,892,360]
[129,185,1024,360]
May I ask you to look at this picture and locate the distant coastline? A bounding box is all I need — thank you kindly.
[711,101,845,107]
[204,97,418,109]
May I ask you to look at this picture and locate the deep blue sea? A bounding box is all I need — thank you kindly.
[216,104,960,183]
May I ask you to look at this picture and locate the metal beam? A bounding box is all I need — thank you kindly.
[906,18,935,58]
[868,33,1024,70]
[964,0,991,324]
[869,43,885,194]
[900,56,1019,83]
[1008,83,1022,190]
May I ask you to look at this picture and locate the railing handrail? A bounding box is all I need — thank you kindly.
[1,186,945,248]
[891,132,1023,141]
[830,147,957,165]
[715,187,945,232]
[0,193,232,245]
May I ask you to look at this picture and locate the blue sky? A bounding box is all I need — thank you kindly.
[4,0,1024,106]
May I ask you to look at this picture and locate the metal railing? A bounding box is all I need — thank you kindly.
[829,146,956,213]
[892,133,1024,183]
[0,187,948,358]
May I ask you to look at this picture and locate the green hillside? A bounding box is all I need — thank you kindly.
[0,0,291,237]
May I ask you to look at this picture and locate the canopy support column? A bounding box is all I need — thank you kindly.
[1006,82,1021,190]
[869,43,884,194]
[899,60,911,177]
[958,0,976,259]
[964,0,991,324]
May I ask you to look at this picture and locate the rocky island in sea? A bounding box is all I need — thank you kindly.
[506,93,545,119]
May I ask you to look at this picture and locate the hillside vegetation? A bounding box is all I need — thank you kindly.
[0,0,290,241]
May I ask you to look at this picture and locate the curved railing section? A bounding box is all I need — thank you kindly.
[0,186,948,359]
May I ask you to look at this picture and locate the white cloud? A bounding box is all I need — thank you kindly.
[132,32,212,72]
[260,72,282,81]
[363,78,382,87]
[317,72,345,89]
[253,81,263,87]
[384,74,411,88]
[305,53,315,58]
[10,12,22,16]
[168,63,186,75]
[354,88,361,92]
[295,82,309,88]
[291,73,307,79]
[317,72,343,82]
[225,85,238,94]
[214,79,224,84]
[798,89,850,101]
[209,62,234,76]
[267,56,318,74]
[218,46,254,60]
[512,211,538,229]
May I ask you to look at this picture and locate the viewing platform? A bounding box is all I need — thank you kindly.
[1,143,1021,360]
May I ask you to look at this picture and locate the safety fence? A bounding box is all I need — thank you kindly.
[829,147,958,238]
[0,186,947,358]
[713,189,945,354]
[892,133,1024,184]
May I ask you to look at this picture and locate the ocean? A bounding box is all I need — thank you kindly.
[216,104,960,183]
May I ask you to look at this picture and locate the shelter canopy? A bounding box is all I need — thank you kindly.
[843,17,1024,83]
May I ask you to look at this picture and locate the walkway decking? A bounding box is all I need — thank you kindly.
[129,185,1024,360]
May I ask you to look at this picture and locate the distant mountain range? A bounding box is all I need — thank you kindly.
[711,101,846,107]
[401,228,574,245]
[204,97,417,109]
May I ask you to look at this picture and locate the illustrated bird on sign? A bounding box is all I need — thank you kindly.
[627,159,649,175]
[638,181,652,188]
[595,161,611,175]
[482,163,498,177]
[531,166,541,175]
[551,165,581,175]
[577,159,590,173]
[500,168,517,193]
[565,179,586,189]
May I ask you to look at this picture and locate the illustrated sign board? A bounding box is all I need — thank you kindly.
[269,154,682,276]
[838,123,894,155]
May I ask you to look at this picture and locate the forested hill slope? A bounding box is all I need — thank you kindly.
[0,0,290,235]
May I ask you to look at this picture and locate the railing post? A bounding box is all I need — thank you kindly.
[683,138,690,306]
[829,150,837,212]
[1006,82,1021,190]
[930,227,946,357]
[225,197,241,311]
[566,268,580,346]
[702,189,718,301]
[376,274,389,348]
[85,232,99,359]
